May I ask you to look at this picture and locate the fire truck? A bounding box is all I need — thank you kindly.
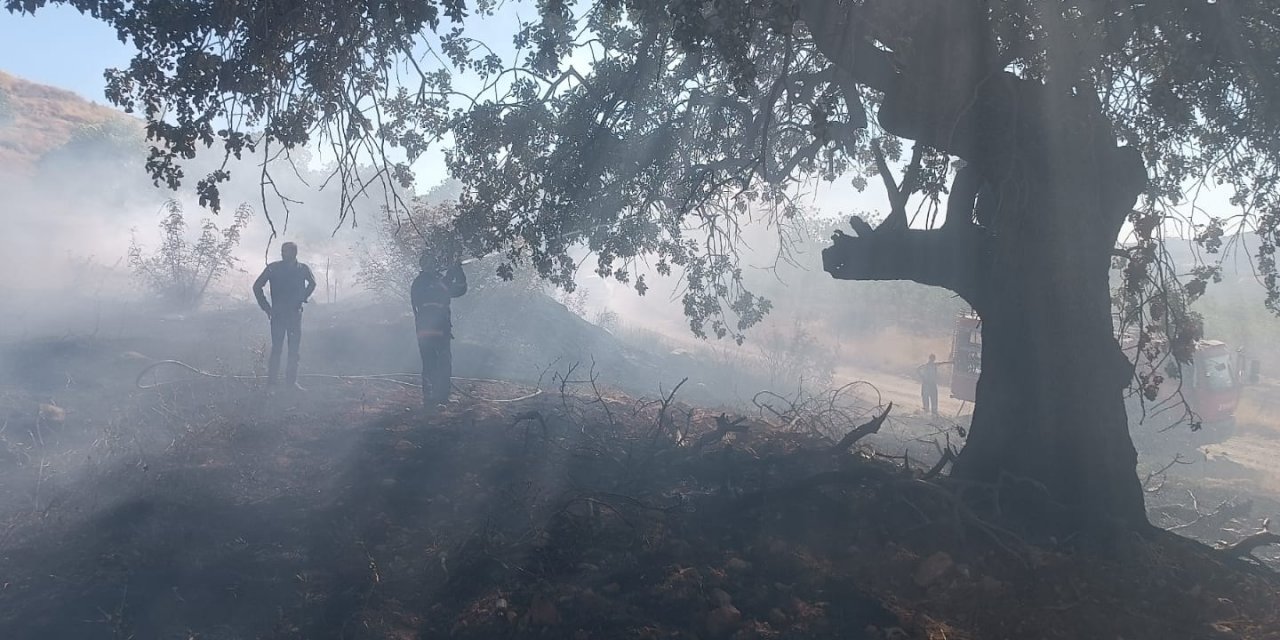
[948,313,981,403]
[1125,338,1247,442]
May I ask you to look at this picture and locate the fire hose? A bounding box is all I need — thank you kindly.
[134,359,542,403]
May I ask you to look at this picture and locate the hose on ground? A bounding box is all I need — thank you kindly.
[134,359,542,403]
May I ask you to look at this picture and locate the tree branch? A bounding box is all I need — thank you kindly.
[823,222,988,308]
[796,0,898,95]
[830,403,893,454]
[1218,531,1280,559]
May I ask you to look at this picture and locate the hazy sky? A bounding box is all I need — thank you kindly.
[0,6,128,102]
[0,4,1237,240]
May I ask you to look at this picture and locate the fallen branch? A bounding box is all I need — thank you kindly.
[1218,531,1280,559]
[1217,517,1279,559]
[690,414,749,454]
[1169,498,1252,532]
[923,447,957,480]
[830,403,892,454]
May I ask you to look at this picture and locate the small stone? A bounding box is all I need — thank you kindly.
[705,605,743,638]
[768,608,788,626]
[725,557,750,572]
[913,551,954,588]
[38,403,65,423]
[495,598,508,610]
[602,582,621,595]
[527,595,560,626]
[710,588,733,607]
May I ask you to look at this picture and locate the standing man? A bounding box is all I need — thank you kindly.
[411,252,467,409]
[253,242,317,390]
[917,354,946,416]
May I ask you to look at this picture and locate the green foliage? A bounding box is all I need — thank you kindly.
[9,0,1280,342]
[355,194,540,303]
[127,200,252,309]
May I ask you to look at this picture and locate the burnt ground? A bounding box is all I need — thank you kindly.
[1,363,1279,639]
[0,297,1279,639]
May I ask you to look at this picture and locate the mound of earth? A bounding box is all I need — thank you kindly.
[1,369,1278,639]
[0,69,138,174]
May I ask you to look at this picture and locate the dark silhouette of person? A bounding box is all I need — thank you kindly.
[918,354,946,416]
[252,242,316,389]
[411,253,467,408]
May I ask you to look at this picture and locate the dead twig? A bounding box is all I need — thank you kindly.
[690,414,749,455]
[1219,531,1280,558]
[830,403,892,454]
[1142,453,1192,493]
[1218,519,1280,559]
[923,447,957,480]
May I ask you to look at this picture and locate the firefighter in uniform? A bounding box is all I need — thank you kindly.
[252,242,317,389]
[411,252,467,408]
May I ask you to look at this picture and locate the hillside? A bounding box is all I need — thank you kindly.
[0,69,140,176]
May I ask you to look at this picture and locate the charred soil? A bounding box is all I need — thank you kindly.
[0,361,1278,639]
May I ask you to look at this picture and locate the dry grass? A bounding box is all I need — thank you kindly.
[0,70,138,174]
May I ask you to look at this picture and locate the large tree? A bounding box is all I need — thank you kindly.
[9,0,1280,527]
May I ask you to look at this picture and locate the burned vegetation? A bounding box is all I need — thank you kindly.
[2,347,1279,639]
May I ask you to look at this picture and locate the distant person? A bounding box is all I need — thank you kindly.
[411,252,467,409]
[918,354,948,416]
[252,242,316,390]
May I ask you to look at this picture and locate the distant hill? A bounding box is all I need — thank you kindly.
[0,70,141,176]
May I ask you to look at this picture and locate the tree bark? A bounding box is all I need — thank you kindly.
[948,143,1149,529]
[813,1,1152,528]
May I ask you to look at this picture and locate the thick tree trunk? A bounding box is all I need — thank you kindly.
[825,152,1148,527]
[815,0,1152,526]
[947,152,1148,529]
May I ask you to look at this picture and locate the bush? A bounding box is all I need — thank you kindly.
[128,200,251,309]
[594,307,620,331]
[755,314,837,391]
[356,199,540,303]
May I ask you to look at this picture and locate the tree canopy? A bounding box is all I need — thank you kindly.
[7,0,1278,339]
[0,0,1270,344]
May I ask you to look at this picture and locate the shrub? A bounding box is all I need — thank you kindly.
[128,200,252,309]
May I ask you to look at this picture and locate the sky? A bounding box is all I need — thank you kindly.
[0,4,1240,247]
[0,5,131,103]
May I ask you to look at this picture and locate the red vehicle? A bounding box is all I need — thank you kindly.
[1125,336,1246,443]
[949,313,982,403]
